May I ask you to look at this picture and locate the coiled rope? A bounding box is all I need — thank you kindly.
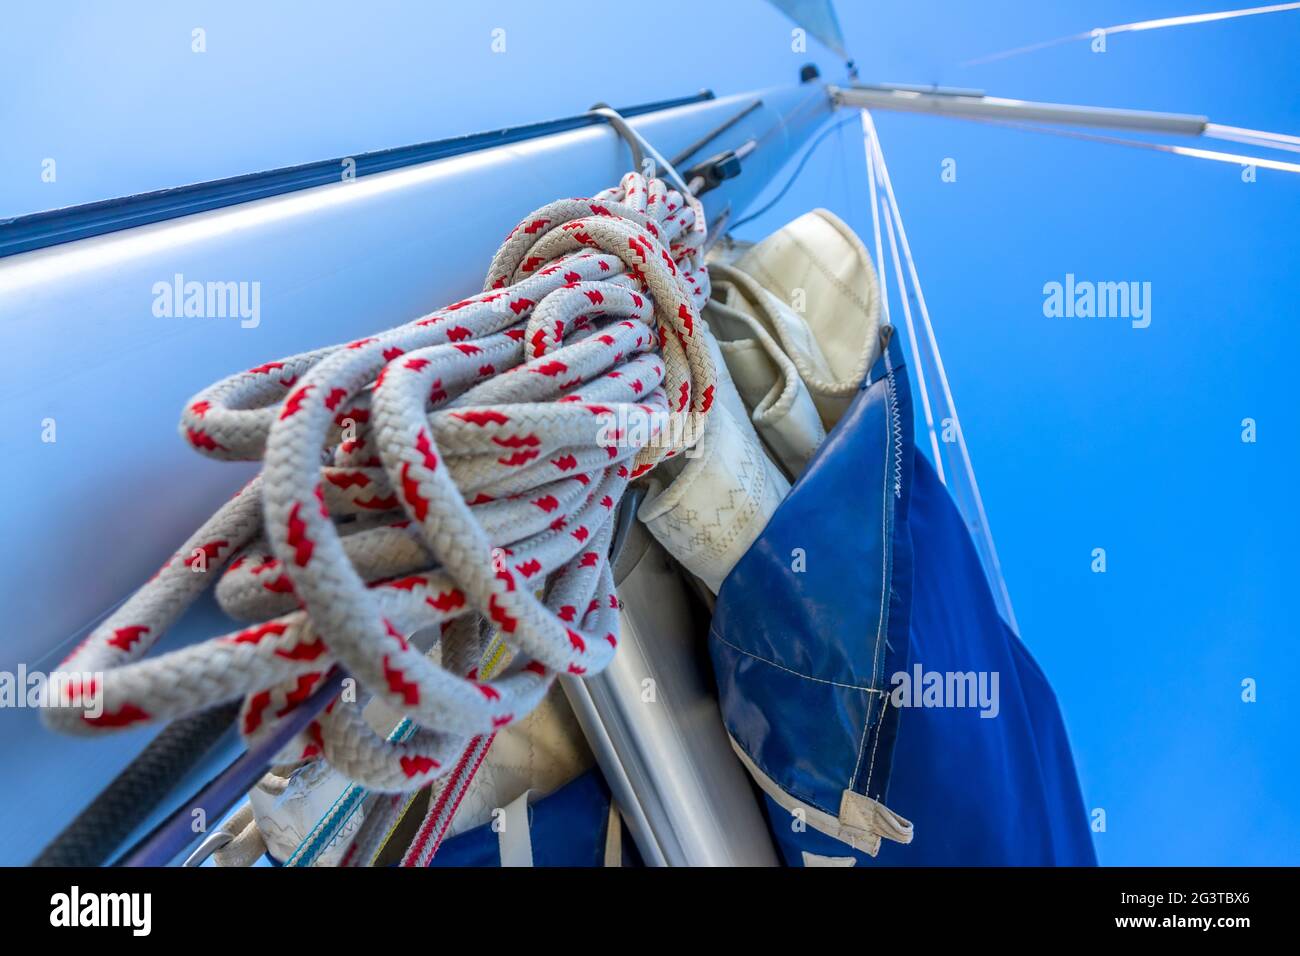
[43,171,716,799]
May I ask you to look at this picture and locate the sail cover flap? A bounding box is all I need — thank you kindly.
[765,0,849,58]
[711,329,1096,865]
[710,331,915,852]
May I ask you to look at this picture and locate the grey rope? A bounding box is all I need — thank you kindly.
[32,700,241,867]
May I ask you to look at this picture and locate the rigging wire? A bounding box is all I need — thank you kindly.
[966,118,1300,174]
[962,2,1300,67]
[861,114,946,486]
[860,110,1021,634]
[880,182,947,487]
[1204,123,1300,156]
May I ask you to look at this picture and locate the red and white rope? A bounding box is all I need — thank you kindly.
[42,172,715,795]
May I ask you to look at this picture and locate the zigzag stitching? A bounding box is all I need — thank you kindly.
[883,355,903,499]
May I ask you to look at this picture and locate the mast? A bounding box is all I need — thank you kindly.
[0,77,831,867]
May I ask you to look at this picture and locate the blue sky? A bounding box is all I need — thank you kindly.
[2,1,1297,864]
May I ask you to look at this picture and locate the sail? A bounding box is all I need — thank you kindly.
[765,0,848,58]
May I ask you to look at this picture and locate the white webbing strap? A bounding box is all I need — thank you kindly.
[603,803,623,867]
[728,734,912,857]
[497,789,535,867]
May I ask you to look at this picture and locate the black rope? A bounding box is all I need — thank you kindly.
[730,113,860,231]
[32,700,241,867]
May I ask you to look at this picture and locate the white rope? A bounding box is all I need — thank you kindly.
[42,171,717,796]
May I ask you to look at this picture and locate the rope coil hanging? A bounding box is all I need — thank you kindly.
[42,171,716,795]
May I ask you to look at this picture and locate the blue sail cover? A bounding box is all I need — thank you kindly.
[864,451,1095,865]
[711,334,1096,865]
[430,769,632,868]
